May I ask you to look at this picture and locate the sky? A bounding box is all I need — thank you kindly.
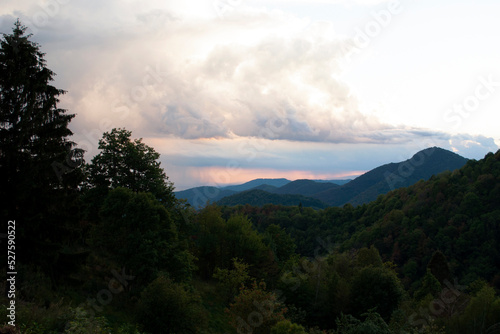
[1,0,499,190]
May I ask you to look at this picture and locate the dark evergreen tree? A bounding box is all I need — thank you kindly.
[0,20,83,265]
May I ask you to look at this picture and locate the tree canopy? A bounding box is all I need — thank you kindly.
[86,128,174,205]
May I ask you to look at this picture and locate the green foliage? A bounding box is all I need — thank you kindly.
[226,150,500,290]
[264,224,297,267]
[218,189,328,209]
[193,205,274,280]
[63,307,111,334]
[227,281,286,334]
[86,128,175,205]
[213,258,251,303]
[427,251,451,285]
[1,298,72,334]
[350,267,404,321]
[95,187,194,284]
[335,311,392,334]
[414,269,442,301]
[136,275,207,334]
[271,320,307,334]
[446,285,500,334]
[356,246,383,268]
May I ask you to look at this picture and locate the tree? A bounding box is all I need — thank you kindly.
[350,266,404,321]
[226,280,286,334]
[0,20,83,262]
[86,128,174,205]
[193,206,273,280]
[95,187,194,284]
[335,310,392,334]
[213,258,251,303]
[264,224,297,267]
[356,245,383,268]
[136,275,207,334]
[427,251,451,286]
[451,285,500,334]
[270,320,307,334]
[414,269,441,301]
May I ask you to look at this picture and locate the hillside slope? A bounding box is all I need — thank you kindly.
[217,189,328,209]
[314,147,467,206]
[273,179,339,196]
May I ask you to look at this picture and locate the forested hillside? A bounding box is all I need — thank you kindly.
[176,147,467,208]
[222,151,500,289]
[1,22,499,334]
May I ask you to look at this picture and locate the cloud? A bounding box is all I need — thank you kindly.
[1,2,407,147]
[1,0,498,190]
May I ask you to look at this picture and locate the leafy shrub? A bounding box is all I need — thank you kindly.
[136,275,207,333]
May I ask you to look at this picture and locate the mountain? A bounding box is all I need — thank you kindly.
[221,178,290,192]
[273,179,340,196]
[316,179,352,186]
[312,147,468,206]
[174,179,291,208]
[175,147,467,208]
[217,189,327,209]
[174,186,237,208]
[222,150,500,287]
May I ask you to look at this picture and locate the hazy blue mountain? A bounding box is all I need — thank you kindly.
[313,147,468,206]
[274,179,340,196]
[175,186,237,208]
[221,178,290,192]
[251,184,280,192]
[217,189,328,209]
[315,179,352,185]
[175,179,290,207]
[175,147,467,209]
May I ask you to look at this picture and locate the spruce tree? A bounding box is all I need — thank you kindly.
[0,20,83,264]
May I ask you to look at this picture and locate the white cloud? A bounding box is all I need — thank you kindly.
[1,0,498,190]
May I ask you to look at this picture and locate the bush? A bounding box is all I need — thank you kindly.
[271,320,307,334]
[63,307,110,334]
[136,275,207,333]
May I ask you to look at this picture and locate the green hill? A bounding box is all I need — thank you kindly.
[223,150,500,287]
[217,189,328,209]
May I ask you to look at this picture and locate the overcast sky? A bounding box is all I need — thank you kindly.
[2,0,499,190]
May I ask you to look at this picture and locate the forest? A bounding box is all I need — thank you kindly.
[1,21,500,334]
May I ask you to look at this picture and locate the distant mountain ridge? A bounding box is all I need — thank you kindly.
[221,178,290,192]
[217,189,328,209]
[175,178,349,208]
[174,147,467,208]
[312,147,468,206]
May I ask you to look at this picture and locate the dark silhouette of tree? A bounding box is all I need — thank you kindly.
[86,128,174,205]
[0,20,83,264]
[427,250,451,286]
[95,187,194,285]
